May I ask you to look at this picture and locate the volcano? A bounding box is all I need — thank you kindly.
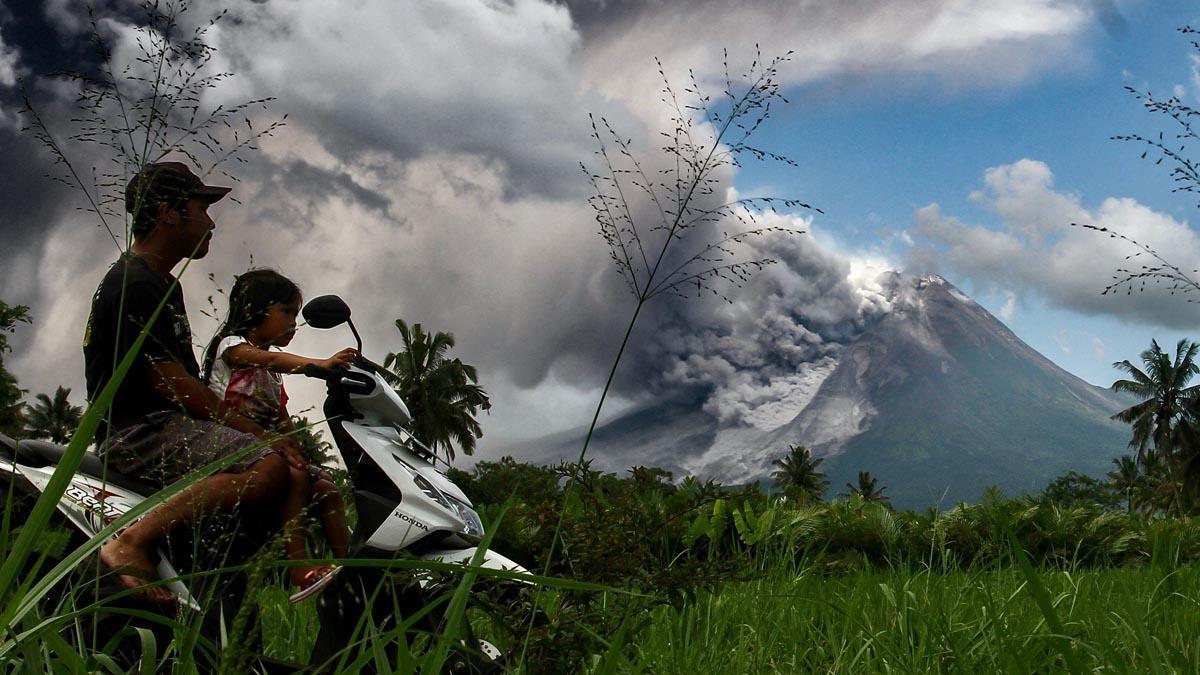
[513,274,1131,508]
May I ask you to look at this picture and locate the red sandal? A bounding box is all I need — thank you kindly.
[288,565,341,604]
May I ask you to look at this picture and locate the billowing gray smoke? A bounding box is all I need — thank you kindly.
[618,219,897,428]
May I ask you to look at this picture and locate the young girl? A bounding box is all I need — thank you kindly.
[203,269,356,599]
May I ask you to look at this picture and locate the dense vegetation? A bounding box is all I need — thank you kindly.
[428,456,1200,671]
[455,457,1200,582]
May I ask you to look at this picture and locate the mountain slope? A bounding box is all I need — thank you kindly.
[510,275,1132,508]
[812,276,1129,506]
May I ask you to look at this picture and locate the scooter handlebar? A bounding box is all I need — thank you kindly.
[302,364,377,395]
[302,364,343,381]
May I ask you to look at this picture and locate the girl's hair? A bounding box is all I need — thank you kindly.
[202,268,301,384]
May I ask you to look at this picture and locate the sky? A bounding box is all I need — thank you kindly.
[2,0,1200,462]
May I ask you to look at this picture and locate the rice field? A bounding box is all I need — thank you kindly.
[625,563,1200,674]
[248,557,1200,673]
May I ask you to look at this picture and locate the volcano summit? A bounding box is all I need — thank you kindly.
[516,274,1130,508]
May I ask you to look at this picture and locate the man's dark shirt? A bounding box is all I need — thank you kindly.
[84,253,199,437]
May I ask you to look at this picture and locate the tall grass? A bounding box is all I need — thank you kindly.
[629,559,1200,673]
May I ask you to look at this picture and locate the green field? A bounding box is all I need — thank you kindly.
[9,500,1200,672]
[627,564,1200,673]
[248,558,1200,673]
[10,453,1200,672]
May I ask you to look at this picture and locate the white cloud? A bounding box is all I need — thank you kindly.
[1054,328,1071,354]
[210,0,588,197]
[969,159,1088,244]
[1000,291,1018,321]
[908,159,1200,329]
[577,0,1093,111]
[0,31,19,88]
[1190,54,1200,101]
[1092,335,1106,361]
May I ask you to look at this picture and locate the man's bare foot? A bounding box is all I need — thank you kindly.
[99,537,175,603]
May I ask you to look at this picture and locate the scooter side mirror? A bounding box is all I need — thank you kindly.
[303,295,352,329]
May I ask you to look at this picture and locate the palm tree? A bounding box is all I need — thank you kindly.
[383,319,491,460]
[844,471,889,504]
[1136,450,1176,515]
[771,444,828,503]
[1111,339,1200,514]
[1105,454,1141,514]
[23,386,83,444]
[291,415,336,466]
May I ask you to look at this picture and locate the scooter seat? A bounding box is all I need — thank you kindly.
[15,439,158,496]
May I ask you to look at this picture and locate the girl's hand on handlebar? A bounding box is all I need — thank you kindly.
[319,348,357,370]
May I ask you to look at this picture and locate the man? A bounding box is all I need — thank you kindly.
[85,162,306,601]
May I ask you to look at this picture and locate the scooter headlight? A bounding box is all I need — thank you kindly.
[450,498,485,542]
[392,454,483,540]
